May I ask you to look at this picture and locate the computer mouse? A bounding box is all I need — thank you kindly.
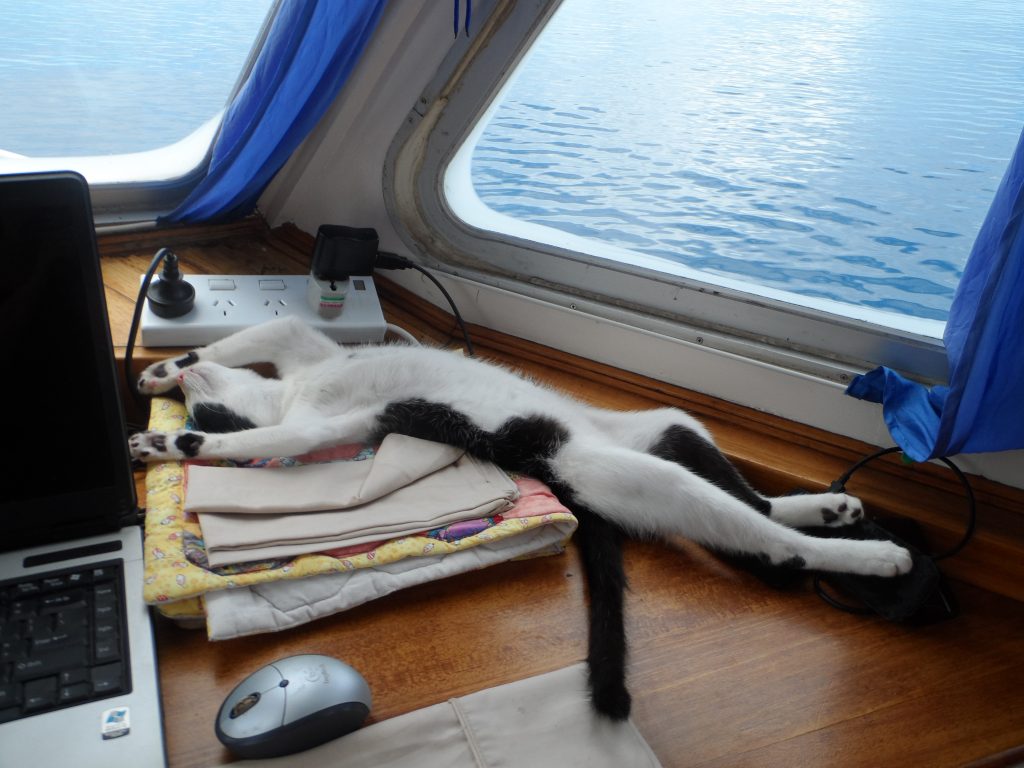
[215,653,372,759]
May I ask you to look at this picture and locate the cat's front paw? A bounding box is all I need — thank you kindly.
[137,351,200,395]
[129,430,205,461]
[819,492,865,527]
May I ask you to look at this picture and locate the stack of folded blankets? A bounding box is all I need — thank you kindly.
[142,399,578,640]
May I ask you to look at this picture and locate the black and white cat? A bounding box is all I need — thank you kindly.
[129,316,911,719]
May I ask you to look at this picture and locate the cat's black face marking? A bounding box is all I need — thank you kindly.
[821,508,840,524]
[650,425,771,515]
[372,399,568,479]
[191,403,258,433]
[175,351,199,369]
[175,433,204,457]
[151,363,168,380]
[136,432,167,457]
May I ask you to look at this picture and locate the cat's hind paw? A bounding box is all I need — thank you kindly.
[769,492,865,529]
[129,430,205,461]
[859,539,914,577]
[136,351,200,395]
[826,539,913,578]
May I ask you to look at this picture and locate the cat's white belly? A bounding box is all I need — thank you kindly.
[295,348,584,433]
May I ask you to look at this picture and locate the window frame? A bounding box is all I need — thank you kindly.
[386,0,952,384]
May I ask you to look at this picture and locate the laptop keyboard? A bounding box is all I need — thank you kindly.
[0,560,132,723]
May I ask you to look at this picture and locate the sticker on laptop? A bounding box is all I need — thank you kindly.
[101,707,130,740]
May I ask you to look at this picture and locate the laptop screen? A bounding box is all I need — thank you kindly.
[0,172,136,551]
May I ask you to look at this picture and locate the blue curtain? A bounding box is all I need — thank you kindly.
[846,127,1024,462]
[161,0,387,224]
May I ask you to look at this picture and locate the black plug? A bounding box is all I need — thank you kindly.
[375,251,414,270]
[147,252,195,318]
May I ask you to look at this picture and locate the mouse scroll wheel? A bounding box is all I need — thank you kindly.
[229,692,261,719]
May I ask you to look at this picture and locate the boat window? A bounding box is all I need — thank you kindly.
[399,0,1024,381]
[0,0,277,217]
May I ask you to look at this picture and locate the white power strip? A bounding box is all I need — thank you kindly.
[140,274,388,347]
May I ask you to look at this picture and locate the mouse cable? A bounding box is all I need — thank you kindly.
[813,445,977,614]
[827,446,976,561]
[375,252,476,357]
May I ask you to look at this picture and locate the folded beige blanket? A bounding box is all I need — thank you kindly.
[218,663,662,768]
[186,435,519,567]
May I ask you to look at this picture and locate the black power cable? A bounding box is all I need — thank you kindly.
[124,247,173,412]
[376,252,476,357]
[124,248,196,413]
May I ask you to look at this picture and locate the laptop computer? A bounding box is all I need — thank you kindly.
[0,172,165,766]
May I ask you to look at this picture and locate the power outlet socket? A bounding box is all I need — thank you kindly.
[140,274,387,347]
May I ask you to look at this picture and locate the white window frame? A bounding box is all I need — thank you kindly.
[385,0,951,385]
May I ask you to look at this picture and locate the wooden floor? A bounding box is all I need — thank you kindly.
[100,219,1024,768]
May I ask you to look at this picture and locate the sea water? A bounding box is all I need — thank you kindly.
[470,0,1024,321]
[0,0,273,156]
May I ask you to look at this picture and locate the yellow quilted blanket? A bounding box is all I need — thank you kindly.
[141,399,577,625]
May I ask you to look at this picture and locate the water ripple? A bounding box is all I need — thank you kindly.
[468,0,1024,321]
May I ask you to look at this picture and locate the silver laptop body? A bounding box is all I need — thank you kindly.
[0,171,165,767]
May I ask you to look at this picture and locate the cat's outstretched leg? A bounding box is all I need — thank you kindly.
[594,408,866,530]
[137,316,338,394]
[548,438,912,578]
[129,407,380,461]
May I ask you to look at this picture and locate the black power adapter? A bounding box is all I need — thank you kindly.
[311,225,379,281]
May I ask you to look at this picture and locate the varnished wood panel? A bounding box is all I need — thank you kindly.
[104,220,1024,768]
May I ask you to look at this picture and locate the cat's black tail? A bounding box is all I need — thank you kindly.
[571,506,631,720]
[370,399,633,718]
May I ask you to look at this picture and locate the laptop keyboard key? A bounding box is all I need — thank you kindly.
[9,599,37,620]
[23,676,58,711]
[94,639,120,663]
[11,582,42,598]
[91,662,124,694]
[30,630,79,652]
[54,604,89,632]
[0,683,20,708]
[13,642,88,681]
[40,590,86,611]
[1,639,27,663]
[60,667,89,686]
[59,682,93,704]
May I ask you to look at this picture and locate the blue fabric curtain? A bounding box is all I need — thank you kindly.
[846,127,1024,462]
[161,0,387,224]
